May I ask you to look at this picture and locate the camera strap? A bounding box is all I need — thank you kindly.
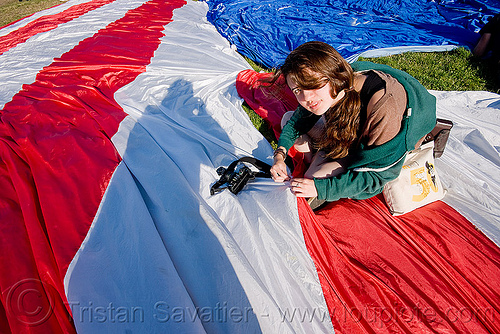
[210,157,272,196]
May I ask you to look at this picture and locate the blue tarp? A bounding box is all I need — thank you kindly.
[205,0,500,68]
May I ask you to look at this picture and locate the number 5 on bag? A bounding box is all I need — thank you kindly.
[383,141,446,215]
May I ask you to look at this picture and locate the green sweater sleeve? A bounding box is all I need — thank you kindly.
[278,114,301,151]
[314,155,405,201]
[277,106,321,151]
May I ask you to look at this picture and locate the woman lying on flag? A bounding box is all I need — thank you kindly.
[269,41,436,205]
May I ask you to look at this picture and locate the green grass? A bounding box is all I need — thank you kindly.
[0,0,65,27]
[1,1,497,146]
[360,47,498,92]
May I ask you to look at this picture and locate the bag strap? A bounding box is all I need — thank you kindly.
[210,157,272,195]
[236,156,272,178]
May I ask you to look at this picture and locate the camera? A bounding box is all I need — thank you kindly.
[210,157,271,196]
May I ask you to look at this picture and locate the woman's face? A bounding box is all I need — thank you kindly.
[286,74,344,116]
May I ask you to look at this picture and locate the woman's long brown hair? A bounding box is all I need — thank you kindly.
[271,41,361,159]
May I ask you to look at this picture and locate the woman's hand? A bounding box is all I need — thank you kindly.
[290,178,318,197]
[271,147,290,182]
[270,159,289,182]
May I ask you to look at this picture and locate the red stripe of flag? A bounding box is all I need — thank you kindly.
[0,0,186,332]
